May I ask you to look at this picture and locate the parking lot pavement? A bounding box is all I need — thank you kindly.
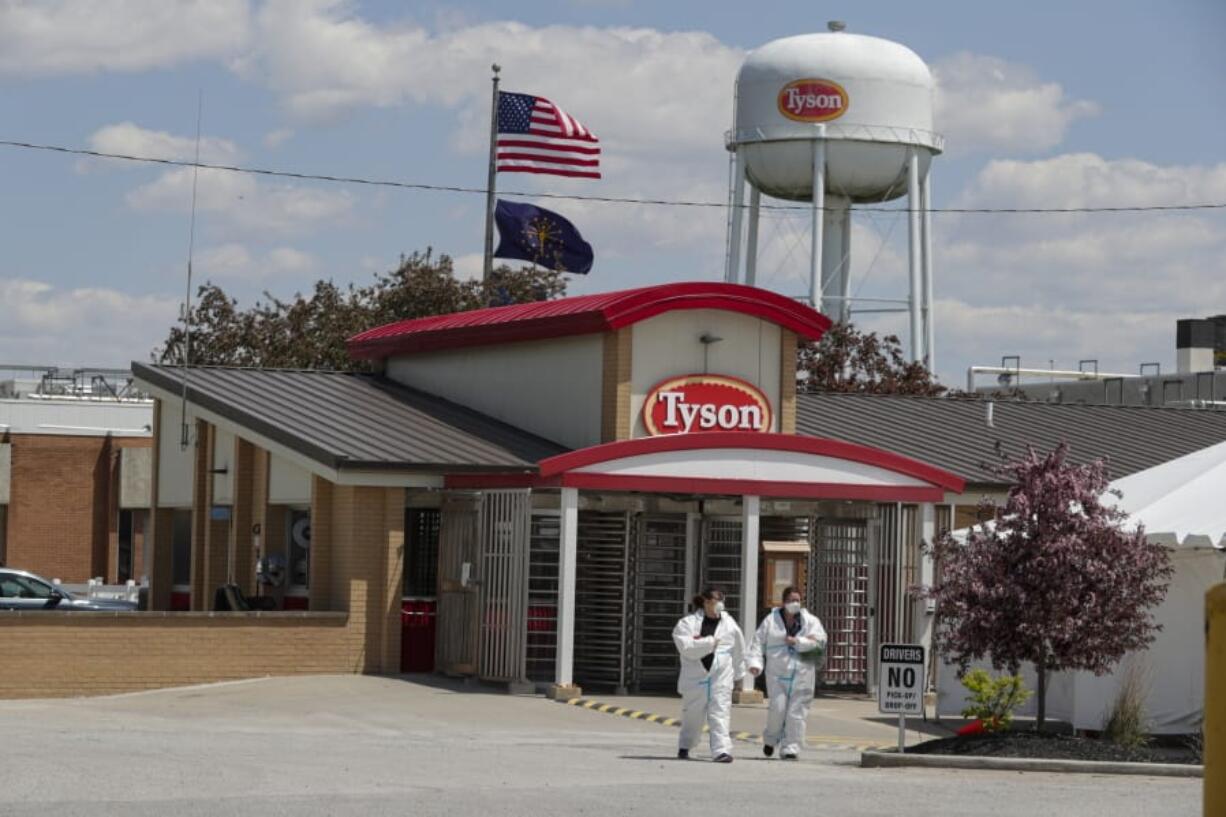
[0,675,1199,817]
[559,689,948,749]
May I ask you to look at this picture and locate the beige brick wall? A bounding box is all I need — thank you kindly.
[0,606,365,699]
[600,327,633,442]
[779,329,797,434]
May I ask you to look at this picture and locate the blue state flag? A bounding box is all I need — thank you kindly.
[493,199,594,275]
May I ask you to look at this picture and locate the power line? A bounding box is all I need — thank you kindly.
[3,137,1225,215]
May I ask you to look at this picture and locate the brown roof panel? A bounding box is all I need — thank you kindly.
[795,393,1226,486]
[133,363,566,473]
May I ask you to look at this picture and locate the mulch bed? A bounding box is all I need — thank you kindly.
[908,730,1200,765]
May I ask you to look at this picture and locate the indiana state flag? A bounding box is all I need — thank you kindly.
[493,199,594,274]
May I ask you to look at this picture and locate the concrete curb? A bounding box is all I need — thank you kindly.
[860,749,1204,778]
[559,697,887,750]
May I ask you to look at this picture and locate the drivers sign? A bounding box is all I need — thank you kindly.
[878,643,925,716]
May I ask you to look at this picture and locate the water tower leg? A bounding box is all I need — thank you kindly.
[920,167,935,372]
[907,148,923,364]
[840,205,852,323]
[810,131,827,311]
[820,197,852,324]
[745,184,761,286]
[725,150,747,284]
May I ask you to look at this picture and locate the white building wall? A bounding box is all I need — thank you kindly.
[212,427,234,505]
[0,398,151,436]
[386,335,603,449]
[630,310,782,437]
[269,454,312,505]
[156,401,193,507]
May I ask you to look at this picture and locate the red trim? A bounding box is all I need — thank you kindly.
[536,433,966,493]
[347,282,831,360]
[557,473,946,502]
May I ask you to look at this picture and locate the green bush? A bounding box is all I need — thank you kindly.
[960,669,1033,732]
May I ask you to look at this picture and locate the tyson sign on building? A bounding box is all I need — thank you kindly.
[777,78,848,122]
[642,375,772,436]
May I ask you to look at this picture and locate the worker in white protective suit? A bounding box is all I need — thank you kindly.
[672,587,746,763]
[747,585,828,760]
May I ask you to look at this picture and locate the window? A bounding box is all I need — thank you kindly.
[0,574,54,599]
[404,509,440,597]
[171,510,192,586]
[118,510,133,584]
[288,508,311,589]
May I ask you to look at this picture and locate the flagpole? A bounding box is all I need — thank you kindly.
[482,63,501,284]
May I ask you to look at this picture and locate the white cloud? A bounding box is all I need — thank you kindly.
[235,2,742,158]
[0,278,178,366]
[196,243,316,280]
[0,0,250,77]
[934,53,1099,154]
[126,166,354,236]
[263,128,295,148]
[929,152,1226,381]
[82,122,240,170]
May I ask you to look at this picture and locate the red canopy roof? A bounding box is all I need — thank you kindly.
[347,281,832,359]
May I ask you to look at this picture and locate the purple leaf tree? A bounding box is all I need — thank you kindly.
[924,443,1173,731]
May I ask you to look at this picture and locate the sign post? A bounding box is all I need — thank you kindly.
[878,643,925,753]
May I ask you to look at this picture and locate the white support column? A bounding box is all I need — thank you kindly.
[725,150,747,284]
[839,201,853,323]
[744,184,762,287]
[552,486,580,696]
[917,503,936,653]
[809,130,827,310]
[920,166,935,372]
[907,148,923,364]
[739,495,761,695]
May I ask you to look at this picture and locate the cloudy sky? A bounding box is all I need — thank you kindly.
[1,0,1223,386]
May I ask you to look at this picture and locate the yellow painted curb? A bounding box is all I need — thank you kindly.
[559,697,887,750]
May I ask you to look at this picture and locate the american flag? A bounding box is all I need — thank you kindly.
[496,91,600,179]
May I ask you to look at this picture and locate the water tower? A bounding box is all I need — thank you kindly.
[725,22,943,366]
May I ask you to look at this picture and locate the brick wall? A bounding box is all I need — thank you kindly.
[5,434,147,582]
[0,605,367,699]
[600,327,633,442]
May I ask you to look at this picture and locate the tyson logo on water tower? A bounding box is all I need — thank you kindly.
[642,375,773,436]
[777,78,848,122]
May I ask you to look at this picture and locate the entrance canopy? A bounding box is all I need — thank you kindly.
[448,432,965,501]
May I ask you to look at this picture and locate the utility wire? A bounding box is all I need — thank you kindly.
[3,137,1225,215]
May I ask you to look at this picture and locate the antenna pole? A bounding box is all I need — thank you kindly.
[482,64,501,283]
[180,90,202,450]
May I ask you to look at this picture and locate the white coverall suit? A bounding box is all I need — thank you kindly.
[672,610,746,757]
[747,607,828,757]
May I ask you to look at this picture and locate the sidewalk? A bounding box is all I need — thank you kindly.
[558,690,953,750]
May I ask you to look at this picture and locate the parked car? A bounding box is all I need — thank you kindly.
[0,568,139,611]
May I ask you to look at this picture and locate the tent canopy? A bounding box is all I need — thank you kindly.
[1106,438,1226,549]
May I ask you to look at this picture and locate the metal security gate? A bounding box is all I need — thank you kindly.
[436,493,481,675]
[808,519,870,686]
[629,514,689,692]
[572,511,631,691]
[525,512,560,683]
[476,490,533,682]
[876,504,920,648]
[698,517,743,624]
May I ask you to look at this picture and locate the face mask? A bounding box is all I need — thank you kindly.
[784,601,802,615]
[714,601,726,614]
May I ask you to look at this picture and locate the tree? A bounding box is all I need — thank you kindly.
[797,321,944,395]
[923,443,1172,731]
[155,250,567,370]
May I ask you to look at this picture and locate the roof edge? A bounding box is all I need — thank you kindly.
[347,282,832,360]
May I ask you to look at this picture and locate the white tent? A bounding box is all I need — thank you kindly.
[936,442,1226,733]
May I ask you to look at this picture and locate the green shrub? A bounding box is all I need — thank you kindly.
[960,669,1033,732]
